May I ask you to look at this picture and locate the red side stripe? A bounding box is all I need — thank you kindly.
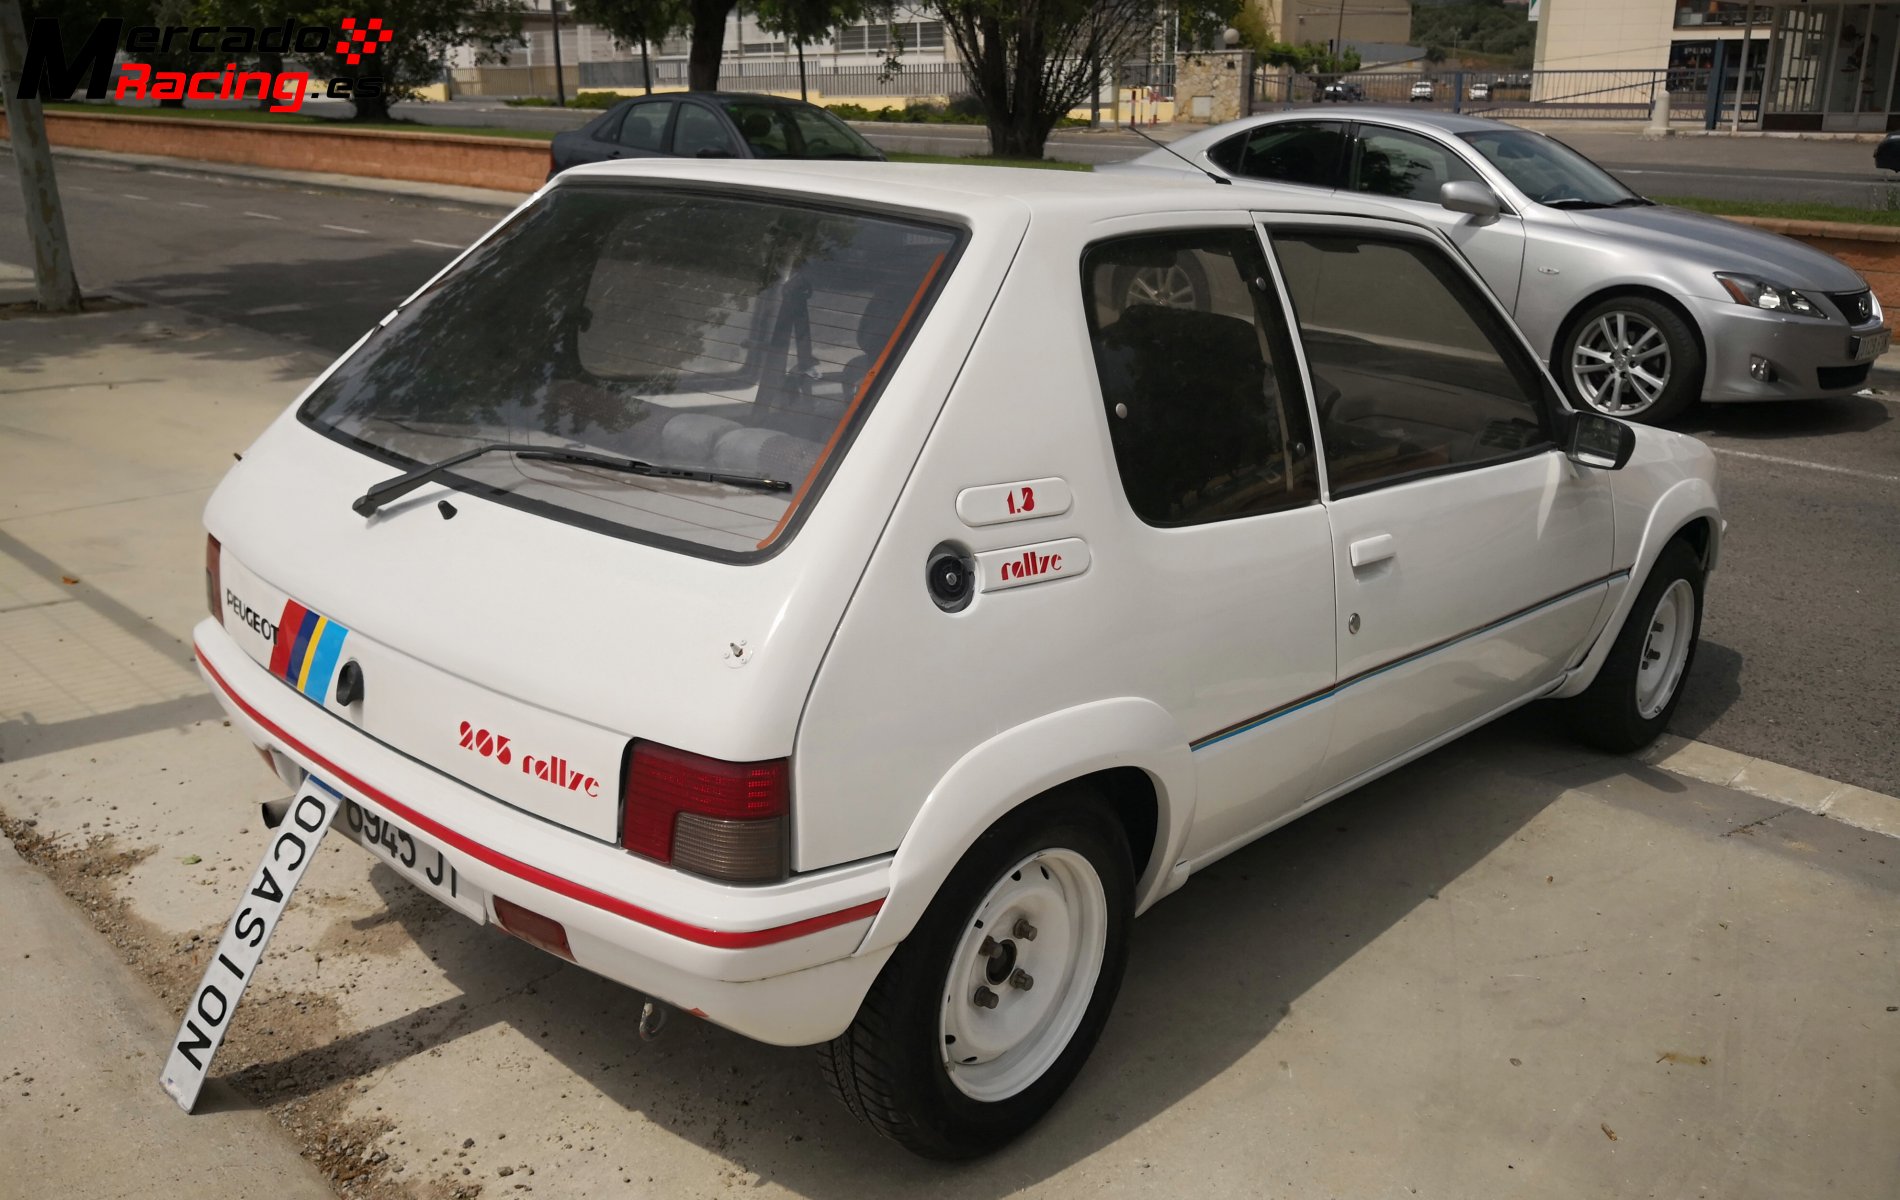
[269,600,308,679]
[196,646,884,950]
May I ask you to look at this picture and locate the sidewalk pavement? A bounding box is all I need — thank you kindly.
[2,298,1896,1199]
[0,833,336,1200]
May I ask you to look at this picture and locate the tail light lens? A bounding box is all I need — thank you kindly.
[621,742,788,883]
[494,896,574,961]
[205,535,222,624]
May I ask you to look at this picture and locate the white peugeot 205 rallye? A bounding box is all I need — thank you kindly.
[190,160,1720,1158]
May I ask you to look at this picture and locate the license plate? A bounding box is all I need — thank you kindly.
[342,799,487,924]
[1851,327,1892,362]
[160,776,341,1112]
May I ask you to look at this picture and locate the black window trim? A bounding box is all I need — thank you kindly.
[295,179,971,566]
[1078,223,1324,530]
[1261,219,1562,501]
[1346,121,1517,216]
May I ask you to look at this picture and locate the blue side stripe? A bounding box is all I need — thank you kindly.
[1191,569,1629,752]
[302,622,349,702]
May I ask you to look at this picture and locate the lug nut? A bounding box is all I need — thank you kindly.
[1009,968,1034,991]
[978,936,1001,958]
[973,986,999,1009]
[1012,918,1037,941]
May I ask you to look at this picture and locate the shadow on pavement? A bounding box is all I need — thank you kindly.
[1673,393,1892,440]
[224,710,1731,1194]
[1667,638,1744,744]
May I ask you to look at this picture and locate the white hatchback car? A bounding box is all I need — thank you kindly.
[197,161,1721,1158]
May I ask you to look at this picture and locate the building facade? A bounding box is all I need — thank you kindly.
[1532,0,1900,131]
[1251,0,1413,52]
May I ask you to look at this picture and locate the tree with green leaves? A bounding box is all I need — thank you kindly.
[752,0,865,101]
[297,0,527,120]
[933,0,1155,160]
[679,0,734,89]
[565,0,683,91]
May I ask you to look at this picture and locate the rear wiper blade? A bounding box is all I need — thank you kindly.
[351,442,791,517]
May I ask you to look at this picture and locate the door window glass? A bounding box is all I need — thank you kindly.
[1208,122,1346,188]
[1082,230,1319,526]
[1352,126,1482,201]
[1271,231,1551,495]
[616,101,673,151]
[673,104,736,157]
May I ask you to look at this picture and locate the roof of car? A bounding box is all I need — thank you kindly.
[552,157,1274,224]
[1115,107,1523,171]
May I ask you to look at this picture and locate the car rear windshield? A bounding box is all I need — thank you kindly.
[299,184,959,559]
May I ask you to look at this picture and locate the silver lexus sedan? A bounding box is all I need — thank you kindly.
[1104,110,1888,423]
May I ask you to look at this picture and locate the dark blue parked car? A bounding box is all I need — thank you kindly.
[547,91,885,178]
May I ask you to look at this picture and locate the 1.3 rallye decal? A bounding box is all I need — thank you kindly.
[269,599,350,703]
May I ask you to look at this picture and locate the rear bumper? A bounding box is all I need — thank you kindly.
[1691,295,1886,402]
[195,619,890,1046]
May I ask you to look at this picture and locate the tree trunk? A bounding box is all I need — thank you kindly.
[640,39,651,93]
[796,38,806,101]
[686,0,733,91]
[256,51,282,109]
[0,0,83,311]
[352,90,393,122]
[986,111,1049,160]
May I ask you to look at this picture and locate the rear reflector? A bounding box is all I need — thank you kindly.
[494,897,573,961]
[622,742,789,883]
[205,535,222,625]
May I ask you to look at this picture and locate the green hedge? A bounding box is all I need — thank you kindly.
[505,91,623,110]
[827,99,1086,128]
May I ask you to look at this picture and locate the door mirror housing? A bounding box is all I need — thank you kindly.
[1565,411,1637,470]
[1440,180,1502,218]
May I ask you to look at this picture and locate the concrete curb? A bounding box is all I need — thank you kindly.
[1640,733,1900,838]
[1,142,529,209]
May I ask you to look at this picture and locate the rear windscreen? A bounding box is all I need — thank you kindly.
[299,185,959,559]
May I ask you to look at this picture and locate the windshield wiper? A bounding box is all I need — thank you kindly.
[351,442,791,517]
[1611,196,1655,207]
[1543,198,1611,210]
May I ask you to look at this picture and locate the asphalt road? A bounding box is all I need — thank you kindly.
[1,156,1896,794]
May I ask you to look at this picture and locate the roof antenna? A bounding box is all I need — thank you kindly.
[1126,122,1231,185]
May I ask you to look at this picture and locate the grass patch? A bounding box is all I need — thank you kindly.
[43,102,557,141]
[1654,194,1900,228]
[886,152,1091,171]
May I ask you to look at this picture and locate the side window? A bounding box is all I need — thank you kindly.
[1217,122,1346,188]
[616,101,673,151]
[724,102,791,157]
[1082,230,1320,527]
[1270,231,1552,496]
[1352,127,1481,202]
[673,104,737,157]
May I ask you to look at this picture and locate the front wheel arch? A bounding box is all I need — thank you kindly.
[1552,286,1708,417]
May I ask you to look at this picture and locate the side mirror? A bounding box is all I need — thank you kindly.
[1565,411,1637,470]
[1440,180,1502,219]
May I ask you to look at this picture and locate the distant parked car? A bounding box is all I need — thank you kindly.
[547,91,883,177]
[1410,80,1436,102]
[1105,109,1887,423]
[1319,81,1366,103]
[1468,81,1493,101]
[1877,133,1900,172]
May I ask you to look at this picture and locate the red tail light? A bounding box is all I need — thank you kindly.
[494,897,573,961]
[621,742,788,883]
[205,535,223,624]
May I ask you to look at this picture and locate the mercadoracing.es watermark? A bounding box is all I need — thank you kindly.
[14,16,395,114]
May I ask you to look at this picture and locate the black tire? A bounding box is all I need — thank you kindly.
[1557,296,1703,425]
[1563,538,1705,753]
[818,793,1134,1159]
[1111,256,1210,313]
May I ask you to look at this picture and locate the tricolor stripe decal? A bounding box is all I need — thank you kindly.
[273,599,349,703]
[195,645,885,950]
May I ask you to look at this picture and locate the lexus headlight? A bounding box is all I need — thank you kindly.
[1715,272,1824,317]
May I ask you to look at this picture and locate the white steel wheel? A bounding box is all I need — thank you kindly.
[1570,310,1671,417]
[1636,578,1696,719]
[939,848,1108,1103]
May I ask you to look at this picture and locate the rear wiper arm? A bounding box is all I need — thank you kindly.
[351,442,791,517]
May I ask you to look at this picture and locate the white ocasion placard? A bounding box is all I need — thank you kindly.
[976,538,1090,593]
[956,478,1072,527]
[159,776,341,1112]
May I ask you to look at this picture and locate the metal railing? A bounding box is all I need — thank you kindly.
[1252,67,1744,124]
[453,60,975,100]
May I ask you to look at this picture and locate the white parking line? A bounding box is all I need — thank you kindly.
[178,201,210,209]
[242,211,282,221]
[1712,446,1899,484]
[412,239,463,250]
[122,193,150,200]
[321,224,370,235]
